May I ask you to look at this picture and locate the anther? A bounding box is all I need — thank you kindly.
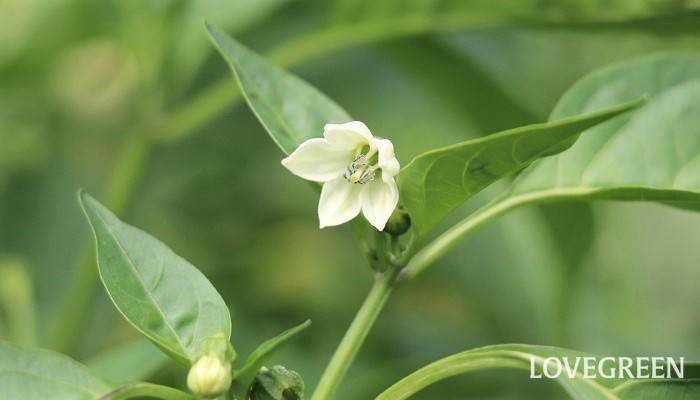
[344,154,376,184]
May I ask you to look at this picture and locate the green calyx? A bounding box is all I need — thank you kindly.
[197,332,237,366]
[249,365,305,400]
[384,206,411,236]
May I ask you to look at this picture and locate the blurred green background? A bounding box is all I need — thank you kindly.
[1,1,700,399]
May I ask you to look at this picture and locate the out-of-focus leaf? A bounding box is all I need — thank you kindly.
[0,256,36,346]
[398,99,642,239]
[170,0,292,88]
[380,38,536,135]
[509,54,700,210]
[86,338,170,383]
[206,22,351,155]
[79,191,231,366]
[376,344,697,400]
[231,320,311,399]
[0,341,112,399]
[328,0,693,33]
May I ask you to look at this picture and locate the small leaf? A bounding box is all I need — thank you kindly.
[231,320,311,399]
[206,22,351,155]
[0,341,112,399]
[79,191,231,366]
[398,98,643,238]
[509,54,700,209]
[376,344,698,400]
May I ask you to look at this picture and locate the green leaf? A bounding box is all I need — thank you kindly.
[231,320,311,399]
[509,54,700,209]
[205,24,377,242]
[205,22,352,155]
[398,99,643,238]
[78,190,231,366]
[0,341,112,399]
[376,344,698,400]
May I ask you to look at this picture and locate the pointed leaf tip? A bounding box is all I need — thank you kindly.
[79,192,232,366]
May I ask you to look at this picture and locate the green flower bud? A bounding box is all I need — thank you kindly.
[250,365,305,400]
[383,206,411,236]
[187,333,236,398]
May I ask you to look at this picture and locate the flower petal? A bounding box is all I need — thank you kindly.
[281,138,351,182]
[324,121,374,151]
[360,178,399,231]
[318,177,363,228]
[376,138,400,181]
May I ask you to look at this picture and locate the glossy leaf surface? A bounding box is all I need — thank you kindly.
[510,54,700,209]
[398,99,642,238]
[207,23,351,155]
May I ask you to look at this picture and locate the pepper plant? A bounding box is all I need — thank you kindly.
[2,10,700,400]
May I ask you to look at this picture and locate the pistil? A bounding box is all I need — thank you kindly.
[344,154,376,184]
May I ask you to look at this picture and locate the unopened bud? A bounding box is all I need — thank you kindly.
[250,365,305,400]
[384,206,410,236]
[187,333,236,398]
[187,354,232,398]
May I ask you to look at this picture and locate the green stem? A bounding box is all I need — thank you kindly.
[375,349,530,400]
[47,131,151,352]
[310,266,401,400]
[98,382,192,400]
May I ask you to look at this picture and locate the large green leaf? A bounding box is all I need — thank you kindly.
[398,99,642,238]
[79,191,231,366]
[0,341,112,399]
[376,344,697,400]
[230,320,311,399]
[206,22,351,155]
[509,54,700,208]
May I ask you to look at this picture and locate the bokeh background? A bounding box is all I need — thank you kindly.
[1,1,700,399]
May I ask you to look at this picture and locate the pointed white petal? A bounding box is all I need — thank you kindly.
[360,178,399,231]
[324,121,374,151]
[318,178,363,228]
[281,138,351,182]
[376,138,400,180]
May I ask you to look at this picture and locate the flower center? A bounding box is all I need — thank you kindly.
[344,154,376,184]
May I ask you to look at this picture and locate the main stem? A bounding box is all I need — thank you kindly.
[310,266,401,400]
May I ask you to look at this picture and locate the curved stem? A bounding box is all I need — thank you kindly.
[310,266,401,400]
[375,352,525,400]
[98,382,192,400]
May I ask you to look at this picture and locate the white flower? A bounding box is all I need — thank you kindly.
[187,354,232,398]
[281,121,400,231]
